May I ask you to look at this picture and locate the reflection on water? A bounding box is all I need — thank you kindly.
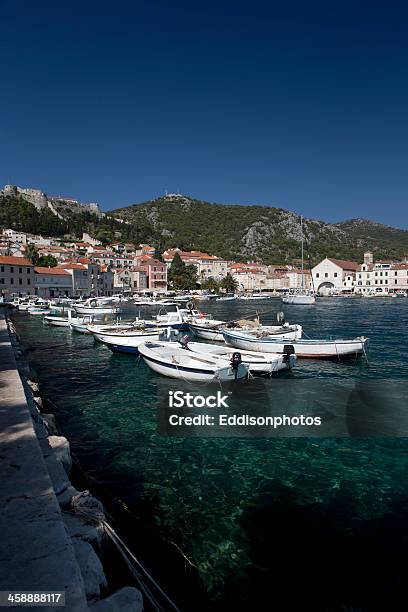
[12,297,408,611]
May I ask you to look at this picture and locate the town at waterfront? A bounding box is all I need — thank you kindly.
[1,184,408,302]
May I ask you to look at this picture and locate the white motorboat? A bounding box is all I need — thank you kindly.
[28,304,50,315]
[138,341,249,382]
[178,340,297,375]
[189,318,302,343]
[88,326,163,353]
[282,292,316,305]
[43,313,72,327]
[222,329,369,358]
[74,298,121,316]
[238,294,271,301]
[217,294,237,302]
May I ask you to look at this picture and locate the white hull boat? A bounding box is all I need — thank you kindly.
[180,341,297,375]
[74,304,121,316]
[282,293,316,305]
[138,341,249,382]
[189,320,303,343]
[88,327,163,353]
[222,329,369,358]
[238,295,270,301]
[43,315,71,327]
[28,307,50,315]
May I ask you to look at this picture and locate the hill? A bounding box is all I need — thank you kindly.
[2,189,408,264]
[109,195,408,264]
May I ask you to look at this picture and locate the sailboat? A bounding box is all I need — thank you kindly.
[282,216,316,305]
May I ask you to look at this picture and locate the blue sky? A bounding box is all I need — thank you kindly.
[1,0,408,227]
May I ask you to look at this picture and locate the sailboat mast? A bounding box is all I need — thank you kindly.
[301,216,304,291]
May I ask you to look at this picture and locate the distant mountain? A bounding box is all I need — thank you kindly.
[2,188,408,264]
[109,194,408,264]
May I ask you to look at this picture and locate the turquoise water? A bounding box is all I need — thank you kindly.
[12,298,408,611]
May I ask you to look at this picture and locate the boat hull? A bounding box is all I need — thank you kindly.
[282,295,316,305]
[138,342,249,382]
[177,341,297,375]
[223,330,369,358]
[90,329,162,349]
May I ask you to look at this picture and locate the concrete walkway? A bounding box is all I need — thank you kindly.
[0,311,89,611]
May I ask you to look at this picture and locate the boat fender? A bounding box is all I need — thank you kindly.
[282,344,295,362]
[186,301,194,311]
[230,352,242,379]
[277,311,285,325]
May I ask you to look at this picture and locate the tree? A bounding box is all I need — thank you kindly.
[25,243,40,265]
[168,252,197,290]
[37,254,58,267]
[220,273,239,293]
[201,277,220,293]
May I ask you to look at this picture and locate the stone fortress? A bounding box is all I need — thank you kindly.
[1,184,104,218]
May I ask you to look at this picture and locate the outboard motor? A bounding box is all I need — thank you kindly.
[178,334,191,349]
[230,352,243,379]
[277,311,285,325]
[282,344,295,363]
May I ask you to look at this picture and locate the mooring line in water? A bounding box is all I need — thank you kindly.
[102,520,181,612]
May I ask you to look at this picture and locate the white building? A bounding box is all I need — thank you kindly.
[2,229,27,245]
[312,258,360,295]
[355,251,408,294]
[34,267,73,298]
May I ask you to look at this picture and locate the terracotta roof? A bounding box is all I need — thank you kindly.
[327,258,360,271]
[34,267,71,275]
[59,263,87,270]
[0,256,32,266]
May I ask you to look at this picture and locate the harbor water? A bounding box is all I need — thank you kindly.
[11,297,408,611]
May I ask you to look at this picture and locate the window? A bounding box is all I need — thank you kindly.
[10,266,14,273]
[0,279,4,284]
[19,278,22,285]
[27,268,31,274]
[19,267,22,274]
[27,279,31,285]
[316,273,319,278]
[0,266,4,272]
[334,272,338,278]
[325,272,328,278]
[10,278,14,284]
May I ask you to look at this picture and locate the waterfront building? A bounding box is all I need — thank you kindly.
[0,255,34,297]
[354,251,408,294]
[162,248,229,281]
[229,263,267,291]
[312,258,360,295]
[57,263,90,297]
[113,267,147,293]
[136,256,167,292]
[34,267,73,298]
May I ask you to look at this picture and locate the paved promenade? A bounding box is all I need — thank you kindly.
[0,311,88,611]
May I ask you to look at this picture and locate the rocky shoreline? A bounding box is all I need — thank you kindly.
[1,311,143,611]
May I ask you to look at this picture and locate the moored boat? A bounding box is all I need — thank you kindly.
[138,341,249,382]
[189,318,302,343]
[179,340,297,375]
[88,326,163,353]
[222,329,369,358]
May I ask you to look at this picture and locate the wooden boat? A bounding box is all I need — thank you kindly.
[222,329,369,358]
[179,340,297,375]
[88,326,163,353]
[138,341,249,382]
